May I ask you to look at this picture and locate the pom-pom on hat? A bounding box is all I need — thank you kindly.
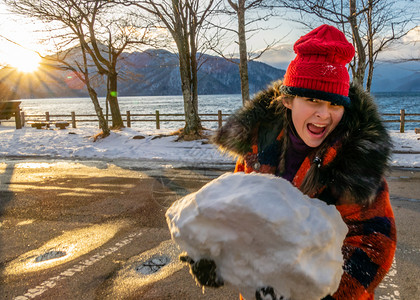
[280,24,355,107]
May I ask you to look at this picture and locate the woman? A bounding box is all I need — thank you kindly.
[184,25,396,299]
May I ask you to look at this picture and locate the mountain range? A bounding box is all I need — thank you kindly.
[1,47,418,101]
[0,49,285,99]
[368,61,420,93]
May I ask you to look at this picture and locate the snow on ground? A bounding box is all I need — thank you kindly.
[0,125,419,168]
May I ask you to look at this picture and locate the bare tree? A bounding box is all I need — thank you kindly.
[81,5,155,128]
[276,0,419,91]
[0,22,111,133]
[50,44,112,136]
[128,0,221,139]
[3,0,152,131]
[209,0,282,104]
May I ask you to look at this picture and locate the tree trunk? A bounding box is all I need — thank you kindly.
[87,85,110,137]
[179,52,201,136]
[107,71,124,128]
[349,0,366,87]
[174,18,201,137]
[365,0,374,92]
[182,84,201,135]
[237,0,250,105]
[366,63,374,92]
[189,18,200,132]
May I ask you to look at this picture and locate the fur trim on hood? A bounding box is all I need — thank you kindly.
[212,81,392,205]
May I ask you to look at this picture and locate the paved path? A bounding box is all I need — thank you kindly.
[0,158,419,300]
[382,168,420,300]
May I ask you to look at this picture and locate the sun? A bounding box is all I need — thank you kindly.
[8,48,41,73]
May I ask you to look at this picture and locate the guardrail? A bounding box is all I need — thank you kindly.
[3,109,419,133]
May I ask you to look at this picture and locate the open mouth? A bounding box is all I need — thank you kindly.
[307,123,327,135]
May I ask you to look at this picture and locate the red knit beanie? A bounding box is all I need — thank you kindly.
[281,25,355,107]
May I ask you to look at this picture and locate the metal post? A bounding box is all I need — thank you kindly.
[400,109,405,133]
[156,110,160,130]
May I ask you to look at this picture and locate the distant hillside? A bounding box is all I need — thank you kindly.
[396,72,420,92]
[0,49,285,99]
[370,61,420,92]
[118,49,285,96]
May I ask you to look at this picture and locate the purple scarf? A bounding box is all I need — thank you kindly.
[282,131,313,182]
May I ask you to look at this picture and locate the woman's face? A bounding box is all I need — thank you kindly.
[283,96,345,148]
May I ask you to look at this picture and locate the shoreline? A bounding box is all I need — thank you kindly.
[1,126,419,169]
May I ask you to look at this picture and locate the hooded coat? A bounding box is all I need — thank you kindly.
[212,81,397,299]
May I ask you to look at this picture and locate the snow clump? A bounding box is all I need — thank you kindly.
[166,172,348,300]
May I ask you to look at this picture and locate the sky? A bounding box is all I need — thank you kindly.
[0,3,47,72]
[0,125,418,169]
[1,1,418,73]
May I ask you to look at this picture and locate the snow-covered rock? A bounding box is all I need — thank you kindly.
[166,172,348,300]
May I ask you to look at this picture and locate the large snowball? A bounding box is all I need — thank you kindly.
[166,172,347,300]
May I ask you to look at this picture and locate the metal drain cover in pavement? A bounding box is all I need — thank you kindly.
[136,255,170,275]
[35,250,67,262]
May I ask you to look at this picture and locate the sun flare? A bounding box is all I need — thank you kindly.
[8,48,41,73]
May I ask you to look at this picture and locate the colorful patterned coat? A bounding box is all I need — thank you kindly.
[212,81,396,299]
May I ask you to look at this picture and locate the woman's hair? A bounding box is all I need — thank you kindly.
[270,93,293,175]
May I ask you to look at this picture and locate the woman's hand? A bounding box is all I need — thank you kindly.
[179,255,224,288]
[255,286,288,300]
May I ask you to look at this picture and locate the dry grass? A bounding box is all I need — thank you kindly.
[93,130,110,142]
[169,127,211,142]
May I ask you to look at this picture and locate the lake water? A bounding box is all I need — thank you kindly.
[18,92,420,131]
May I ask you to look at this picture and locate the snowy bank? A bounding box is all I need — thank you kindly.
[0,125,418,168]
